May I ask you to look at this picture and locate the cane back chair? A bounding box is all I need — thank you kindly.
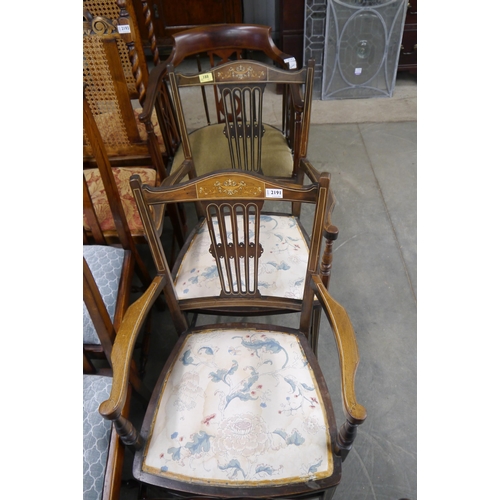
[84,86,186,262]
[138,25,312,193]
[98,170,367,498]
[83,0,180,169]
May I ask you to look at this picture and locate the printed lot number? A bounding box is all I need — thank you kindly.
[117,25,131,34]
[266,188,283,198]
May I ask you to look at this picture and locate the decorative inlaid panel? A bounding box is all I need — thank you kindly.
[197,178,264,198]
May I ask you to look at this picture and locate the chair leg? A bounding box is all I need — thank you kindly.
[139,312,152,376]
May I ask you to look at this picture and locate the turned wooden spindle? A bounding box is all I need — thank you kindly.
[116,0,146,105]
[141,0,159,66]
[320,229,338,288]
[114,415,144,450]
[335,420,359,462]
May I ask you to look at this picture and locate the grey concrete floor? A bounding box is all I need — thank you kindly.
[120,75,417,500]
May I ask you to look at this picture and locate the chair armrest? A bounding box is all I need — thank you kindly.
[300,159,339,241]
[138,60,169,123]
[311,274,367,425]
[161,159,197,187]
[99,275,166,421]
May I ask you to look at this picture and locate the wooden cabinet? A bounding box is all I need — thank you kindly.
[131,0,243,48]
[278,0,305,69]
[398,0,417,73]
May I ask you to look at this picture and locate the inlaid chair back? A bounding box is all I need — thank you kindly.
[204,199,264,298]
[165,23,298,125]
[168,58,314,179]
[97,172,367,499]
[130,169,330,320]
[83,0,179,167]
[138,25,313,196]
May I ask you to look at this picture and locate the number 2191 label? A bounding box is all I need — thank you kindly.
[266,188,283,198]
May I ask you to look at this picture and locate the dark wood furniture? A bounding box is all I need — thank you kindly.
[140,25,315,206]
[130,164,337,346]
[131,0,243,49]
[279,0,417,75]
[168,57,313,179]
[398,0,417,73]
[98,170,367,498]
[279,0,305,69]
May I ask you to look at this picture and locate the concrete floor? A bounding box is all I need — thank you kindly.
[120,72,417,500]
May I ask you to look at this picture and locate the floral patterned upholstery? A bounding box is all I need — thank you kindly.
[83,245,125,345]
[175,215,309,300]
[83,374,113,500]
[83,166,157,235]
[142,328,333,485]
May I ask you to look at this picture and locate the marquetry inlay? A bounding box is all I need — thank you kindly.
[216,64,266,81]
[197,178,263,198]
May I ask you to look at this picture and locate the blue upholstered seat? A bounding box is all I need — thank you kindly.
[83,245,125,345]
[83,374,113,500]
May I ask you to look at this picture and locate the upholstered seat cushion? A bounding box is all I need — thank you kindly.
[83,374,113,500]
[83,245,125,345]
[142,328,333,485]
[171,123,293,178]
[89,108,165,151]
[174,215,309,300]
[83,166,157,235]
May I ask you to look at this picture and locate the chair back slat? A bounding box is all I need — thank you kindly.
[130,170,330,329]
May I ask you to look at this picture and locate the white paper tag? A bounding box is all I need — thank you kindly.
[117,24,131,34]
[266,188,283,198]
[355,67,362,75]
[284,57,297,70]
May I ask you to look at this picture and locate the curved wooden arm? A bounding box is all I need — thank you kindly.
[300,159,339,240]
[99,275,165,421]
[138,60,168,122]
[160,159,196,187]
[312,275,367,425]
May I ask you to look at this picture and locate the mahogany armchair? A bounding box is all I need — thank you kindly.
[138,25,313,198]
[97,170,366,499]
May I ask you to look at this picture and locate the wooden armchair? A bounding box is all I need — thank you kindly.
[139,25,312,192]
[83,0,180,169]
[97,170,366,499]
[131,160,338,352]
